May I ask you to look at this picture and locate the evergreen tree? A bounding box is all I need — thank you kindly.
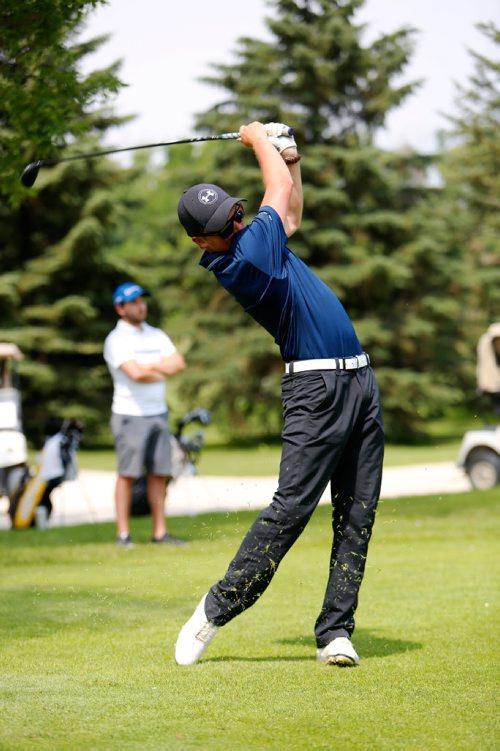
[158,0,472,439]
[0,0,122,206]
[440,23,500,342]
[0,2,132,442]
[0,152,139,442]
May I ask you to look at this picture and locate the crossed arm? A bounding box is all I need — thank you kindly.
[120,351,186,383]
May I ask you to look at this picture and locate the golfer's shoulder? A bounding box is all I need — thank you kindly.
[254,205,279,224]
[251,206,288,244]
[142,322,168,337]
[104,323,120,346]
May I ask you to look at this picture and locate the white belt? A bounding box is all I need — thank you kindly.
[285,353,370,374]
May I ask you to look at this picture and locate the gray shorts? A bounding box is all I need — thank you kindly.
[110,413,172,478]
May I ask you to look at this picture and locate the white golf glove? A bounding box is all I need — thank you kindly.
[265,122,292,138]
[265,122,297,153]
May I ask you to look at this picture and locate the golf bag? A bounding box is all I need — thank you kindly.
[9,418,84,528]
[131,408,210,517]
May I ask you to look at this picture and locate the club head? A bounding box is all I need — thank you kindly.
[20,162,40,188]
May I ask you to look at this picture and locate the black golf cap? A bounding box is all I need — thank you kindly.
[178,183,246,236]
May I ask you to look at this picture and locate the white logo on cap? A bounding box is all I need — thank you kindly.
[198,188,218,205]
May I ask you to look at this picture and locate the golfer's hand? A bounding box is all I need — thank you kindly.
[239,122,269,148]
[263,122,299,163]
[264,122,292,138]
[265,123,297,154]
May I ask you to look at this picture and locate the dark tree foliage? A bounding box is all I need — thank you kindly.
[0,1,132,442]
[0,0,123,206]
[440,23,500,345]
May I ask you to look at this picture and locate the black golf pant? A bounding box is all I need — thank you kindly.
[205,366,384,646]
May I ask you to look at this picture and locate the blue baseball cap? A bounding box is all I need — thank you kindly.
[112,282,150,305]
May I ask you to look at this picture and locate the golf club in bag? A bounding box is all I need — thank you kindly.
[20,126,294,188]
[131,408,211,517]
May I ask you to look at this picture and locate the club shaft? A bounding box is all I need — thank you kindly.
[21,126,294,186]
[32,132,242,168]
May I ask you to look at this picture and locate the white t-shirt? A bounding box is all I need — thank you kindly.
[103,320,177,416]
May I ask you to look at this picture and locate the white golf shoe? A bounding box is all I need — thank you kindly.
[316,637,360,667]
[174,594,218,666]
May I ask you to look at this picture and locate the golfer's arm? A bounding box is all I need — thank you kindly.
[284,160,303,237]
[252,137,294,228]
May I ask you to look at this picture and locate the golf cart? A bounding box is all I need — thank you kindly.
[0,342,85,528]
[456,323,500,490]
[0,343,28,502]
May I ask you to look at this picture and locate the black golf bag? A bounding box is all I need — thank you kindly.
[131,408,210,517]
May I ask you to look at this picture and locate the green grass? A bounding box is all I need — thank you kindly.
[76,407,488,474]
[195,439,464,474]
[1,489,498,750]
[77,439,463,475]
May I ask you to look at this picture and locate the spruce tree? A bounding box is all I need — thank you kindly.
[0,152,138,442]
[0,2,131,442]
[0,0,123,206]
[440,23,500,341]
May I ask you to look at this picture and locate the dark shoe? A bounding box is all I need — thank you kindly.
[151,533,187,546]
[116,533,134,548]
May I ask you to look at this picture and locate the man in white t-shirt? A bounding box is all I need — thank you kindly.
[104,282,186,547]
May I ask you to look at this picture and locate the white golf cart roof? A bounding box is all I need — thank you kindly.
[0,343,23,360]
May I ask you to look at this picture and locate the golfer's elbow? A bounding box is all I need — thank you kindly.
[285,211,302,237]
[285,199,303,237]
[270,170,294,197]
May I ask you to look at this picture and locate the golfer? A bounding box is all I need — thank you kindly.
[104,282,186,547]
[175,122,384,666]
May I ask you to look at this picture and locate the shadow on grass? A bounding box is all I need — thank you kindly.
[282,630,421,660]
[206,655,314,663]
[204,630,421,663]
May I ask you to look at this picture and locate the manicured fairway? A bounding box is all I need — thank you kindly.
[1,488,498,750]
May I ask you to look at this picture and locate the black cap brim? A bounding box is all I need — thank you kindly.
[203,197,247,233]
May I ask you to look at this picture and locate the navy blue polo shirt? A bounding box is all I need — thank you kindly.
[199,205,362,362]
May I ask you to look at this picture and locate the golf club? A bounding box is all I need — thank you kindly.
[20,127,294,188]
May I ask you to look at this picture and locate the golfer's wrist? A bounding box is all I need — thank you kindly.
[282,151,301,165]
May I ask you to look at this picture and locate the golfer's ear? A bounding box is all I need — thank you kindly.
[191,236,208,250]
